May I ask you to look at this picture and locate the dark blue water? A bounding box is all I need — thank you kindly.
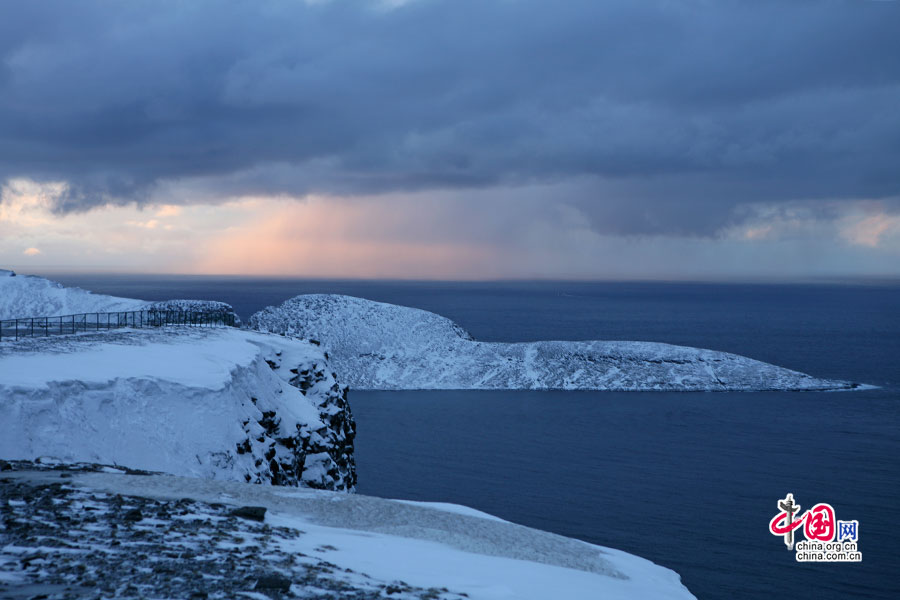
[40,274,900,599]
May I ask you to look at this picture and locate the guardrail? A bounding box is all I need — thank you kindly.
[0,309,237,342]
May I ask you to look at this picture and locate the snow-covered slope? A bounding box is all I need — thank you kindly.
[0,269,238,323]
[250,294,855,391]
[0,328,355,490]
[0,269,144,318]
[0,465,697,600]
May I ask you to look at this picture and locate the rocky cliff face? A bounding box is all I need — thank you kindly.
[244,341,356,490]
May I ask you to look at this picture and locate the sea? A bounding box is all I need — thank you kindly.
[42,274,900,599]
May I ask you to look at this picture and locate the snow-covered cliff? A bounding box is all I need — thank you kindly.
[0,328,355,490]
[0,269,238,324]
[250,294,855,391]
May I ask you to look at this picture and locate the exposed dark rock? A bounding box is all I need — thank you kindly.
[231,506,267,522]
[123,509,143,522]
[255,572,292,592]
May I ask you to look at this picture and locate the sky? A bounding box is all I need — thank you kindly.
[1,0,899,280]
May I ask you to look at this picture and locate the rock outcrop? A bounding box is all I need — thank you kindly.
[241,340,356,490]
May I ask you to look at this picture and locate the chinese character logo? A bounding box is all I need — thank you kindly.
[768,493,862,563]
[769,494,836,548]
[837,520,859,542]
[804,504,836,541]
[769,493,802,550]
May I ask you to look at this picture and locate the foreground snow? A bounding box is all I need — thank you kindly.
[250,294,855,391]
[0,465,696,600]
[0,328,355,490]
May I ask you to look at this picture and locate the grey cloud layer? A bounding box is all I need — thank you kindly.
[1,0,899,233]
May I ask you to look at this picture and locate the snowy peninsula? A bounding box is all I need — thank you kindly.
[249,294,854,391]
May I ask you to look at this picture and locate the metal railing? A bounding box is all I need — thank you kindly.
[0,309,237,342]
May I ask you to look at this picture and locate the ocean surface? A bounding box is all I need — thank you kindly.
[42,274,900,599]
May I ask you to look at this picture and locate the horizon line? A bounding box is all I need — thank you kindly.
[7,267,900,287]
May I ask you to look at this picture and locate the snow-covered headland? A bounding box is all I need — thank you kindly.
[249,294,856,391]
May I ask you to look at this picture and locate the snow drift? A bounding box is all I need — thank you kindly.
[0,328,355,490]
[250,294,855,391]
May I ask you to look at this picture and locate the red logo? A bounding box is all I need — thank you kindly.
[769,493,836,549]
[804,504,836,542]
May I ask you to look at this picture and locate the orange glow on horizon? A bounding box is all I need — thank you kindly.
[189,198,496,279]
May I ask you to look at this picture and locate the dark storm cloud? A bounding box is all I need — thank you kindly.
[1,0,899,234]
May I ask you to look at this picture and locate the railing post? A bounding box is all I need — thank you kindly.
[15,319,19,341]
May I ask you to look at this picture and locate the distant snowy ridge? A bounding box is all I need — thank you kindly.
[0,328,355,490]
[0,269,239,324]
[250,294,855,391]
